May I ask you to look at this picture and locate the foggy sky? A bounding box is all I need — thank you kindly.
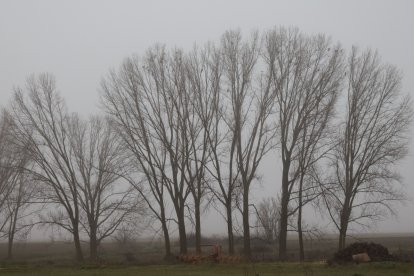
[1,0,413,239]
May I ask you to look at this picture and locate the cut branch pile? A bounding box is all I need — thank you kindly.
[329,242,393,264]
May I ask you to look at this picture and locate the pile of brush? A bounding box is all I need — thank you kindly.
[328,242,393,264]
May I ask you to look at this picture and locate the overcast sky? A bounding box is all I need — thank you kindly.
[1,0,413,238]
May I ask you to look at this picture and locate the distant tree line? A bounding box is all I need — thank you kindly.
[0,27,412,262]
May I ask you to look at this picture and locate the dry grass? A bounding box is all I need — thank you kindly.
[1,233,414,276]
[1,262,414,276]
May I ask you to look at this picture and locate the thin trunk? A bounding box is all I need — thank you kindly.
[297,199,304,261]
[298,206,305,262]
[7,208,19,260]
[160,207,172,259]
[278,159,290,260]
[226,203,235,255]
[339,168,351,251]
[73,189,84,262]
[177,205,187,254]
[7,220,16,260]
[7,233,14,260]
[195,200,201,255]
[243,186,251,258]
[298,174,305,262]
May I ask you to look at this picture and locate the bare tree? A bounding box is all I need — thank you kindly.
[101,58,174,258]
[0,111,21,223]
[198,45,240,255]
[159,48,198,255]
[264,27,344,260]
[69,115,139,260]
[101,52,176,258]
[2,168,38,260]
[220,30,276,258]
[292,73,341,261]
[10,74,85,261]
[11,74,140,261]
[184,44,221,254]
[0,111,38,260]
[101,47,194,255]
[320,48,413,250]
[254,197,279,243]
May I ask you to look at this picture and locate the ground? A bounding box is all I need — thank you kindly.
[1,263,414,276]
[1,234,414,275]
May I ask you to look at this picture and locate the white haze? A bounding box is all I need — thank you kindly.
[0,0,413,240]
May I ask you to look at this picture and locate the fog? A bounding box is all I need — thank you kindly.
[1,0,413,240]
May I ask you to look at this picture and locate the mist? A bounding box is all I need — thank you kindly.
[1,0,413,246]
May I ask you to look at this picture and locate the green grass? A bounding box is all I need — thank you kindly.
[1,262,414,276]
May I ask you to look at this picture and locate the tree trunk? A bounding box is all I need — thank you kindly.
[226,203,235,255]
[243,186,251,258]
[89,226,98,261]
[7,231,14,260]
[177,206,187,254]
[298,174,305,262]
[7,208,18,260]
[338,206,350,250]
[73,224,84,262]
[297,201,304,262]
[278,194,288,260]
[338,228,346,250]
[195,200,201,255]
[160,207,172,259]
[278,160,290,261]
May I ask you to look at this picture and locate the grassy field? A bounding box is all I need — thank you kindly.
[2,234,414,263]
[1,262,414,276]
[1,234,414,275]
